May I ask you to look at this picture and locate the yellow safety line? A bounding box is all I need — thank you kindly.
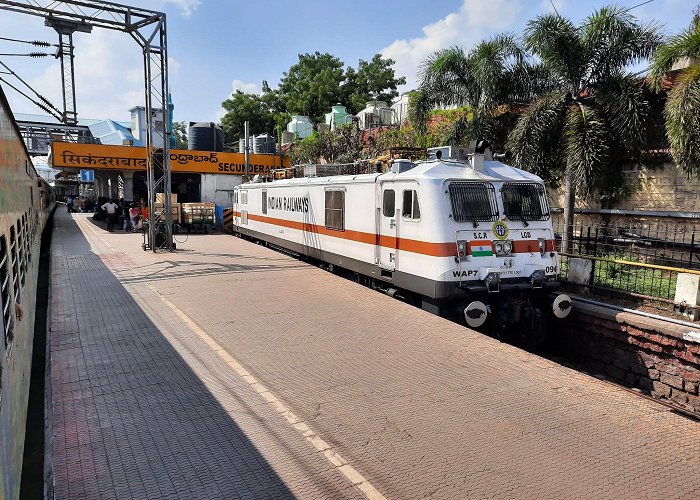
[148,285,387,500]
[560,252,700,276]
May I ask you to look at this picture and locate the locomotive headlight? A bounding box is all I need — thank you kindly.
[494,240,512,257]
[538,238,546,256]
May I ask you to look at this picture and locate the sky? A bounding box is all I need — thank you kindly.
[0,0,697,126]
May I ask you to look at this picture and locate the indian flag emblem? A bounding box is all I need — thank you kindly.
[469,240,493,257]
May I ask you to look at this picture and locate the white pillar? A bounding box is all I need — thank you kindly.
[122,170,135,202]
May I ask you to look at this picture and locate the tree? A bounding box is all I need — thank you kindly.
[412,34,545,149]
[507,7,660,251]
[172,121,188,150]
[649,15,700,176]
[344,54,407,113]
[219,91,275,146]
[277,52,345,122]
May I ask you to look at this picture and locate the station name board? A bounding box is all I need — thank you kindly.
[50,142,289,175]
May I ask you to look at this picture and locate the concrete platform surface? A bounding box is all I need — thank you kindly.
[47,211,700,499]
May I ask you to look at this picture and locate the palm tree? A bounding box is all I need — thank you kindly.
[508,6,660,252]
[412,34,545,148]
[649,14,700,176]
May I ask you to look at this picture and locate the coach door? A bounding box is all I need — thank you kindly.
[378,183,398,271]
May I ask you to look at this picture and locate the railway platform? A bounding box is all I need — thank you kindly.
[47,210,700,499]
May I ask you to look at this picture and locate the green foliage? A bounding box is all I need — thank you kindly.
[413,34,545,149]
[290,124,366,165]
[172,121,188,150]
[277,52,346,122]
[508,6,660,202]
[344,54,406,114]
[220,91,275,145]
[664,65,700,175]
[650,24,700,176]
[220,53,405,142]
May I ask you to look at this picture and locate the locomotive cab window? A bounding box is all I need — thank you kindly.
[325,189,345,231]
[402,190,421,220]
[501,183,550,222]
[240,190,248,205]
[448,182,499,224]
[382,189,395,217]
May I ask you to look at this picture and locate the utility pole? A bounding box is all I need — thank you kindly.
[45,16,92,125]
[244,120,250,181]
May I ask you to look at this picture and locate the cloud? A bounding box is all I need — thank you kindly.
[25,29,146,121]
[380,0,523,90]
[230,79,261,95]
[140,0,202,17]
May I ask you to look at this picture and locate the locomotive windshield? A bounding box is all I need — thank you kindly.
[448,182,499,224]
[501,183,550,222]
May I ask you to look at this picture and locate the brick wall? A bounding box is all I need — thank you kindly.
[549,161,700,213]
[559,301,700,415]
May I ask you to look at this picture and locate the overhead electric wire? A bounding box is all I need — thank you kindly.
[0,36,54,47]
[625,0,657,12]
[0,60,64,117]
[0,53,51,57]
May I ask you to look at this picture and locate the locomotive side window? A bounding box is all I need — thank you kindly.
[448,182,499,224]
[382,190,395,217]
[501,183,550,222]
[262,190,267,214]
[1,234,13,347]
[325,189,345,231]
[240,190,248,204]
[402,190,421,220]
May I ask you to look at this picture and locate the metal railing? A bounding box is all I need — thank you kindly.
[555,220,700,300]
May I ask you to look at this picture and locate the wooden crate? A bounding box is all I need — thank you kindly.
[154,202,181,223]
[181,202,215,225]
[155,193,178,204]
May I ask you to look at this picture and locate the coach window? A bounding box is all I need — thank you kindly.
[382,189,395,217]
[1,234,13,347]
[262,190,267,214]
[325,189,345,231]
[402,190,421,220]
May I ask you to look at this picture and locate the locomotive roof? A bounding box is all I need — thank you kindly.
[243,158,543,188]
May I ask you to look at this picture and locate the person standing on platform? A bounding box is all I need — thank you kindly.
[101,199,119,232]
[66,195,74,213]
[129,204,140,232]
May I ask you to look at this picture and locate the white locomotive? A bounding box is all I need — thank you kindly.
[231,142,571,340]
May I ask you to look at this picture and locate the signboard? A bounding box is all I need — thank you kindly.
[80,169,94,182]
[51,142,289,175]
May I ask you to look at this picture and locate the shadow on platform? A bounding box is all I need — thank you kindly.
[49,214,341,498]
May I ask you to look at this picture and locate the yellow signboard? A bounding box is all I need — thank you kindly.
[50,142,289,175]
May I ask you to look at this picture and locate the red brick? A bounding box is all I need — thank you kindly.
[659,373,684,390]
[679,369,700,383]
[671,389,689,405]
[657,362,681,376]
[652,381,671,398]
[685,381,699,395]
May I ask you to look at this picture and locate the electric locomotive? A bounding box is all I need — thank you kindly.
[231,142,571,340]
